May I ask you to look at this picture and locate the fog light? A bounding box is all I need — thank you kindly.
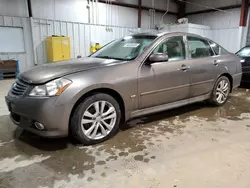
[34,122,45,130]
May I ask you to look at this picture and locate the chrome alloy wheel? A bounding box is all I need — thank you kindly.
[216,79,229,104]
[81,101,117,140]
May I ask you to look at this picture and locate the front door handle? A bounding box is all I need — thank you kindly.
[179,64,190,71]
[213,60,219,66]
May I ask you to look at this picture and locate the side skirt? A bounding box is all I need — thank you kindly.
[130,93,211,119]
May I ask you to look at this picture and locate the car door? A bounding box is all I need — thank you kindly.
[186,36,215,98]
[138,36,191,109]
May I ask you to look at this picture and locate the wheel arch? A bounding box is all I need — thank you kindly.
[219,73,233,92]
[69,87,126,132]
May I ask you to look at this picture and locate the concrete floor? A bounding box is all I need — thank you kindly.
[1,80,250,188]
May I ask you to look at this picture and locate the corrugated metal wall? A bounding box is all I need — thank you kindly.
[33,18,155,65]
[0,16,34,72]
[0,0,28,17]
[211,28,240,53]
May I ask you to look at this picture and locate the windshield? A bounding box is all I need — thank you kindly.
[236,46,250,57]
[91,35,156,61]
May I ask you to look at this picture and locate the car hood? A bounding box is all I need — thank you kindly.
[18,57,122,84]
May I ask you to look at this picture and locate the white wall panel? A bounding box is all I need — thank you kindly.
[0,0,28,17]
[31,0,55,20]
[141,10,176,29]
[55,0,89,23]
[105,5,138,27]
[211,28,240,53]
[31,0,138,27]
[187,8,241,29]
[0,16,34,72]
[186,0,242,13]
[31,0,176,28]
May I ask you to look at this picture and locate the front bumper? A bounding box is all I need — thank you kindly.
[5,95,69,138]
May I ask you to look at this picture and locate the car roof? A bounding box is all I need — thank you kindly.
[132,31,206,39]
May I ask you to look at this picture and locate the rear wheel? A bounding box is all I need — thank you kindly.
[71,93,121,145]
[209,76,230,106]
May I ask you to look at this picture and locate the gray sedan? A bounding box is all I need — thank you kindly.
[6,32,242,145]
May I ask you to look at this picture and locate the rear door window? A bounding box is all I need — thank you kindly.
[187,36,214,58]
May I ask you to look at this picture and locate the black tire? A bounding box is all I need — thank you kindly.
[209,76,231,106]
[71,93,121,145]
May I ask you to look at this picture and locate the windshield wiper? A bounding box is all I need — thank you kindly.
[95,56,127,61]
[96,56,113,59]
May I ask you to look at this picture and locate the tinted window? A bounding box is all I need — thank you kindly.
[153,36,185,61]
[236,46,250,57]
[209,40,228,55]
[187,37,213,58]
[91,36,156,61]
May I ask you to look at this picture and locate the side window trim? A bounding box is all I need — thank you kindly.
[183,35,191,59]
[207,40,216,56]
[208,40,217,56]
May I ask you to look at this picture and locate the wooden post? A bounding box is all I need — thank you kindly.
[178,1,186,19]
[138,0,142,28]
[240,0,249,26]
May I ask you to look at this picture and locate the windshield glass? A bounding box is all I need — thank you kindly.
[237,46,250,57]
[91,35,156,61]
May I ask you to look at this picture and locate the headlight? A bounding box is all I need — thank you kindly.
[29,78,72,97]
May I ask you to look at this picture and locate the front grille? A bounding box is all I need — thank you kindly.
[11,79,29,96]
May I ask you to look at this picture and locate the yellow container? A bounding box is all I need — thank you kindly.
[46,36,71,62]
[95,43,102,51]
[90,45,96,54]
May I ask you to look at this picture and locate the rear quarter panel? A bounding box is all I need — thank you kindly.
[215,53,242,88]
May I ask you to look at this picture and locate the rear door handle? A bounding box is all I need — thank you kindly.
[213,60,219,66]
[179,64,190,71]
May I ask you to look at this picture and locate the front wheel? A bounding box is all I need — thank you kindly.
[209,76,231,106]
[71,93,121,145]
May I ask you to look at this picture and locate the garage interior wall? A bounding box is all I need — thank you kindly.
[0,0,178,71]
[0,0,34,72]
[185,0,246,53]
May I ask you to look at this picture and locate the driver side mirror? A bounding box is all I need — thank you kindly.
[149,53,169,64]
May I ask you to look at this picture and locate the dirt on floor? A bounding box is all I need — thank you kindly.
[1,80,250,188]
